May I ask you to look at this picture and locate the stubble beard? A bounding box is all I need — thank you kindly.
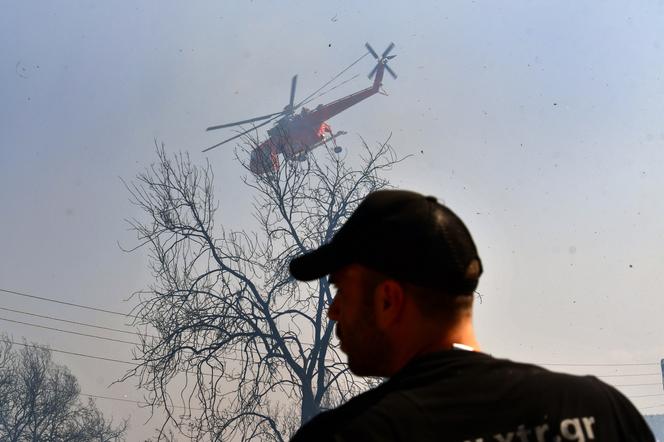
[340,315,392,377]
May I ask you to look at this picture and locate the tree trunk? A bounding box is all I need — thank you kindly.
[300,384,320,425]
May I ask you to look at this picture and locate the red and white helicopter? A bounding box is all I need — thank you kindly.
[203,42,397,174]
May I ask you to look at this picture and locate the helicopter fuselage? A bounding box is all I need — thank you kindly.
[210,42,396,175]
[249,64,385,175]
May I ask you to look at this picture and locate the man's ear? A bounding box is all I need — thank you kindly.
[373,279,405,330]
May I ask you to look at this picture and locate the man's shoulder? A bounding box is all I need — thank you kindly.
[462,354,638,408]
[290,385,390,442]
[290,352,654,441]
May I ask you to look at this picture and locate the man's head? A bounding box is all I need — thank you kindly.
[289,189,482,376]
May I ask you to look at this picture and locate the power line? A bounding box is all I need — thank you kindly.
[0,306,304,365]
[0,315,138,345]
[540,362,659,367]
[597,373,660,378]
[2,339,659,410]
[0,287,137,319]
[0,334,252,368]
[1,287,332,353]
[3,288,662,372]
[0,288,337,354]
[631,393,664,399]
[0,305,155,338]
[6,323,661,385]
[83,393,149,406]
[0,337,334,391]
[82,393,664,414]
[83,392,204,411]
[0,338,237,376]
[612,383,662,387]
[0,338,138,366]
[0,314,262,365]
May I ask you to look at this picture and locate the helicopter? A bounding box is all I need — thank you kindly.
[203,42,397,175]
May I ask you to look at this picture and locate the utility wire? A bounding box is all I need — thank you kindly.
[82,392,204,412]
[5,290,660,405]
[80,394,664,413]
[0,305,274,364]
[0,306,341,365]
[0,287,345,354]
[0,288,137,319]
[631,393,664,398]
[1,338,659,408]
[612,383,662,387]
[3,333,662,393]
[0,334,251,367]
[0,337,344,391]
[0,338,138,366]
[0,305,156,338]
[0,338,238,374]
[2,287,662,370]
[6,319,662,385]
[540,362,659,367]
[0,315,138,345]
[83,390,664,414]
[0,312,260,365]
[597,373,661,377]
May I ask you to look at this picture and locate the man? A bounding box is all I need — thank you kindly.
[289,189,653,441]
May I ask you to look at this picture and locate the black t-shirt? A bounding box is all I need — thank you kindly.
[291,350,654,442]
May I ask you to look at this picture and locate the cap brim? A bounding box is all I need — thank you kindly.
[289,243,340,282]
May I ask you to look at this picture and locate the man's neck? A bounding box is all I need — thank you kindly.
[385,318,480,376]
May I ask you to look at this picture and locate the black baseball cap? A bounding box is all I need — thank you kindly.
[289,189,482,295]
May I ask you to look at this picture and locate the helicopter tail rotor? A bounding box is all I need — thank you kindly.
[365,42,379,59]
[367,42,398,80]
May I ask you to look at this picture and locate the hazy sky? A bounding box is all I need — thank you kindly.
[2,1,664,439]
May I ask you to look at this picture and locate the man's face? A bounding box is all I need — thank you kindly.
[327,265,392,376]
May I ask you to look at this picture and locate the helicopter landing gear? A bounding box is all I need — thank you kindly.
[334,146,342,154]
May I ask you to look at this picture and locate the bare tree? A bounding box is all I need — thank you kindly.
[122,137,402,441]
[0,337,127,441]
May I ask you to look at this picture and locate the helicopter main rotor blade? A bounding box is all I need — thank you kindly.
[382,42,395,59]
[365,42,379,60]
[203,117,277,153]
[288,75,297,112]
[206,111,284,131]
[385,64,398,79]
[202,131,249,152]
